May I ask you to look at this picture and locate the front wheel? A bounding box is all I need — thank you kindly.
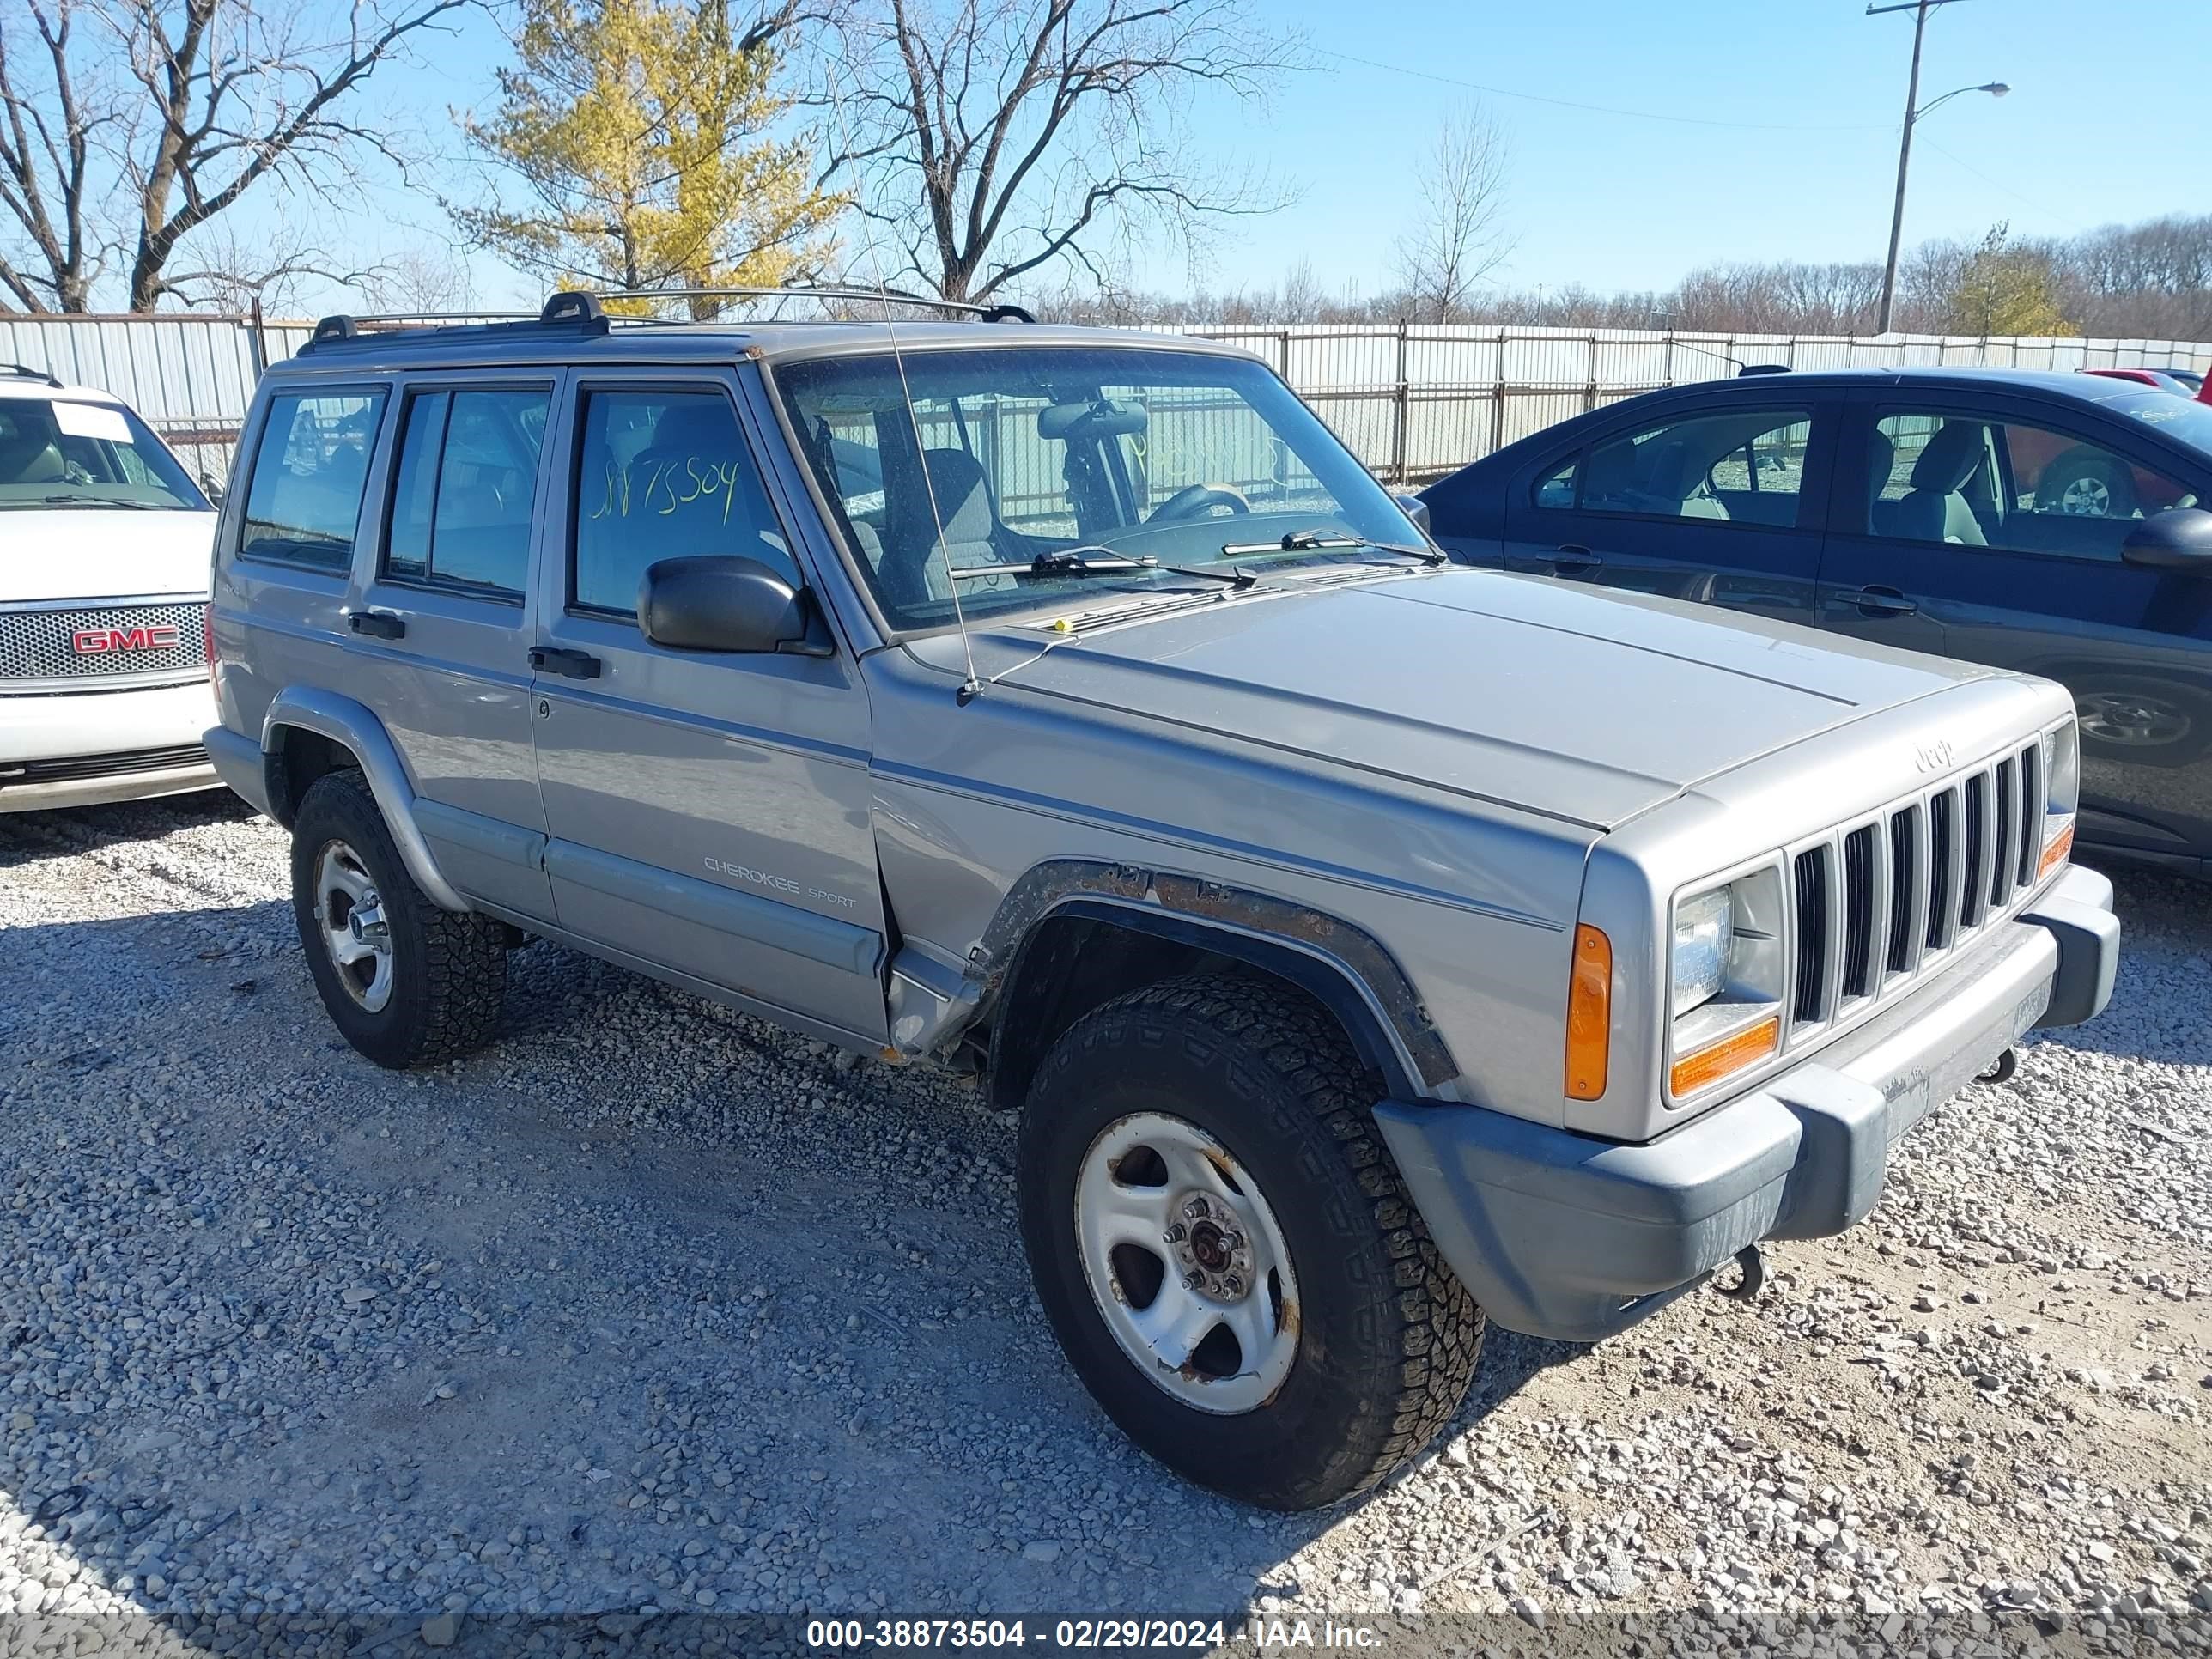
[2035,449,2135,519]
[1018,976,1484,1510]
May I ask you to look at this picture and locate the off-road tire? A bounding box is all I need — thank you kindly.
[1018,975,1485,1510]
[289,769,507,1069]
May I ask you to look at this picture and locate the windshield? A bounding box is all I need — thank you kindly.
[0,395,209,512]
[2106,387,2212,456]
[774,346,1415,631]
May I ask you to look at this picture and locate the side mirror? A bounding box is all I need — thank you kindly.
[639,556,832,656]
[2120,507,2212,572]
[1393,491,1433,535]
[199,473,225,507]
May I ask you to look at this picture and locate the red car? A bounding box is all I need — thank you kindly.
[2083,368,2199,397]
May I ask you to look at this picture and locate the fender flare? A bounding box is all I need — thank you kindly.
[971,859,1458,1104]
[260,687,469,912]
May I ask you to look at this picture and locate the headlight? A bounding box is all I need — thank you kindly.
[2039,720,2079,877]
[1668,869,1787,1100]
[1670,886,1732,1016]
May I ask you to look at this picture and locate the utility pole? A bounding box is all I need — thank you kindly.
[1869,0,2007,336]
[1875,0,1933,336]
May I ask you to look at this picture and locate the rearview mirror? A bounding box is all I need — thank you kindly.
[2121,507,2212,572]
[1393,491,1432,535]
[639,556,831,656]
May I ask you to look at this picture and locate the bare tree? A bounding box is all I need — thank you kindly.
[0,0,115,310]
[1392,102,1511,323]
[160,213,384,312]
[817,0,1298,303]
[0,0,468,313]
[358,243,477,315]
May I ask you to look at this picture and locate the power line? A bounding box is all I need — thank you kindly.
[1312,48,1896,133]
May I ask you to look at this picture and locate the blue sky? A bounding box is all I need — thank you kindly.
[241,0,2209,318]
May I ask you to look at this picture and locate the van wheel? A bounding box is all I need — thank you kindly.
[289,770,507,1068]
[1017,976,1484,1510]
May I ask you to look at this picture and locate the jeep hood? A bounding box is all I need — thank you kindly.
[0,507,217,604]
[927,569,1995,830]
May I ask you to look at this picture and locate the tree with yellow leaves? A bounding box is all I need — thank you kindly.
[456,0,838,314]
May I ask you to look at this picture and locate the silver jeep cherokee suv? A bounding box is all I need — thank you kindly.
[205,291,2119,1510]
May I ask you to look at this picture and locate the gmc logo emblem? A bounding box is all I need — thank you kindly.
[73,625,180,654]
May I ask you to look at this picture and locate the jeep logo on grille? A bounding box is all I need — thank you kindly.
[72,625,180,654]
[1913,738,1955,774]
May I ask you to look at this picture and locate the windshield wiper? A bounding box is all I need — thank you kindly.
[947,547,1257,589]
[38,493,161,510]
[1219,529,1447,566]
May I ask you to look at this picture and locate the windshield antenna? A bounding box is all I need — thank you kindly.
[824,55,982,705]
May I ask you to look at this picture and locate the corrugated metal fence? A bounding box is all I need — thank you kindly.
[3,312,2207,485]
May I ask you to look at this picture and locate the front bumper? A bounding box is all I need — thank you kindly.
[0,678,220,812]
[1375,863,2119,1343]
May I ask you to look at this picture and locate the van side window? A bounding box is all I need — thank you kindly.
[570,389,797,616]
[385,387,549,599]
[240,391,386,570]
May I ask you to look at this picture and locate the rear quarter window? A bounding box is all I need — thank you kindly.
[239,389,387,571]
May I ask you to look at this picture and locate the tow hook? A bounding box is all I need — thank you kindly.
[1717,1243,1765,1304]
[1974,1048,2018,1085]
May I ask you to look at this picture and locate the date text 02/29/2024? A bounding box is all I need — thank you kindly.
[803,1618,1389,1651]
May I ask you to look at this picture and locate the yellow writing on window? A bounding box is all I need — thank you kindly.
[587,455,747,524]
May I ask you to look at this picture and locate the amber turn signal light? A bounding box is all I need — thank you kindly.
[1564,923,1612,1101]
[1669,1014,1781,1097]
[2038,822,2074,877]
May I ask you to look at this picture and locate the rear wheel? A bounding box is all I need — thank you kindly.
[1018,975,1484,1510]
[289,770,508,1068]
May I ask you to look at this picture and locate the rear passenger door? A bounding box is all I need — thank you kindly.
[1501,398,1835,626]
[350,373,561,921]
[529,368,890,1044]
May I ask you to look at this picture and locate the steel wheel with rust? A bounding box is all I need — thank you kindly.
[1018,975,1485,1510]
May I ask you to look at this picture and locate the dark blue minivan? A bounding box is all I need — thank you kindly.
[1421,368,2212,877]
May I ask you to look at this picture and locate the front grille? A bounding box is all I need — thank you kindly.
[0,601,206,684]
[0,744,207,786]
[1787,740,2046,1036]
[1792,846,1829,1024]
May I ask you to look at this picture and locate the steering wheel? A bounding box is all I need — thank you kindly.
[1147,483,1250,525]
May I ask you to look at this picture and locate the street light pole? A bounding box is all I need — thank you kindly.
[1875,0,1931,335]
[1869,0,2008,335]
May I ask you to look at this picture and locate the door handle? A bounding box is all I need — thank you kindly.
[346,609,406,641]
[528,646,602,680]
[1551,544,1603,570]
[1853,585,1917,617]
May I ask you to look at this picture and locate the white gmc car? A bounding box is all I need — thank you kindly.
[1,367,222,811]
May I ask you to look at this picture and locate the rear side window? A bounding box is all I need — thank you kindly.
[384,387,550,599]
[1539,408,1812,527]
[240,390,386,570]
[569,388,795,616]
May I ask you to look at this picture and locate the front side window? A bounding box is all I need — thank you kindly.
[776,347,1413,632]
[384,387,550,599]
[240,390,386,570]
[0,396,208,513]
[570,389,795,616]
[1548,408,1813,527]
[1870,409,2199,558]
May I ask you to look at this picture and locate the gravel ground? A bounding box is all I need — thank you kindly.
[1,793,2208,1656]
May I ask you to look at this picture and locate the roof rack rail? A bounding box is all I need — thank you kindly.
[298,282,1033,355]
[592,285,1035,323]
[1,362,64,387]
